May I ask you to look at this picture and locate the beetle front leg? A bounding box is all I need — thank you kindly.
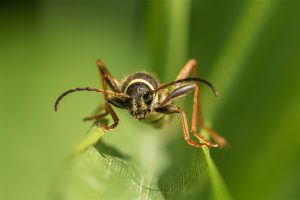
[96,60,121,93]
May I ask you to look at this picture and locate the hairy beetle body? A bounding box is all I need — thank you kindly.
[55,59,227,148]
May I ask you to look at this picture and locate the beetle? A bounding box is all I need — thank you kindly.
[54,59,226,148]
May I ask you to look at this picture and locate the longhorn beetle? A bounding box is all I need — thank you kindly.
[54,59,226,148]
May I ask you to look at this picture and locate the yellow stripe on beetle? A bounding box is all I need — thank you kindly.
[124,78,155,93]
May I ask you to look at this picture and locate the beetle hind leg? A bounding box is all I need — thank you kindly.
[190,83,225,148]
[176,59,226,148]
[200,127,227,148]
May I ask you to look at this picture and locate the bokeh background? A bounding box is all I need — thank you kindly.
[1,0,299,199]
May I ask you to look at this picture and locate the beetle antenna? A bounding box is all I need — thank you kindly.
[54,87,127,112]
[152,78,219,97]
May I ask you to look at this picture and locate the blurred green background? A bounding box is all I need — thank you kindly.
[1,0,300,199]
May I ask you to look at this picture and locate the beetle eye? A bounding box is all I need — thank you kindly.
[143,93,153,105]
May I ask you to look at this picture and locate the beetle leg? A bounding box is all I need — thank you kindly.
[82,104,108,121]
[175,59,202,126]
[175,59,226,147]
[175,59,198,88]
[83,111,108,121]
[96,60,121,93]
[190,83,221,147]
[92,60,120,129]
[177,108,218,148]
[155,105,216,148]
[96,102,119,131]
[190,71,226,147]
[78,61,122,129]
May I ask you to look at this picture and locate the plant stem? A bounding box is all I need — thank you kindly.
[203,147,232,200]
[72,126,105,157]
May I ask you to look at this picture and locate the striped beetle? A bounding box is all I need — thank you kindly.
[54,59,226,148]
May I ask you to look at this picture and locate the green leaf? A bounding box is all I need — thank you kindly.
[51,111,231,200]
[52,124,211,200]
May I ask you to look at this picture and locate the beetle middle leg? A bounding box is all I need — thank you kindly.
[175,59,226,147]
[155,105,217,147]
[157,85,219,148]
[96,102,119,131]
[83,105,108,121]
[84,102,119,131]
